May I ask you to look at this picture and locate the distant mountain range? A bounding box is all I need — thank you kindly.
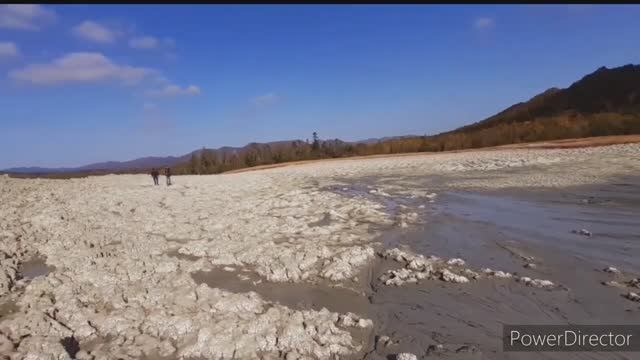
[3,156,191,174]
[2,138,401,174]
[3,64,640,175]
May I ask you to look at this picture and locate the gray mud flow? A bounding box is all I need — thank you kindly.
[190,268,371,316]
[19,255,56,280]
[356,176,640,360]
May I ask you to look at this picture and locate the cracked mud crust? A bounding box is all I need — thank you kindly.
[1,143,639,359]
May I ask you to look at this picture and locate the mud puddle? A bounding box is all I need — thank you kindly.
[0,299,19,319]
[19,255,56,280]
[308,212,334,227]
[191,267,371,315]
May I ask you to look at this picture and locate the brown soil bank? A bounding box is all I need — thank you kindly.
[226,135,640,175]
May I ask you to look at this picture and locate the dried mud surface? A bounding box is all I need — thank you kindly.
[1,144,639,359]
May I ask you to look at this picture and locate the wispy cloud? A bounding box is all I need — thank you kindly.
[0,4,56,31]
[72,20,119,44]
[154,75,171,86]
[129,35,175,50]
[148,84,201,97]
[473,17,495,30]
[129,36,159,49]
[9,52,155,85]
[0,41,19,57]
[251,92,280,107]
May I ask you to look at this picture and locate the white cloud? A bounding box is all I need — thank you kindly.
[9,52,155,85]
[0,41,19,57]
[473,17,495,30]
[0,4,56,31]
[154,75,170,85]
[149,84,201,97]
[251,92,280,107]
[130,35,175,50]
[72,21,118,44]
[129,36,159,49]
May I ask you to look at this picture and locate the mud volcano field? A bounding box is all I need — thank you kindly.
[1,144,639,360]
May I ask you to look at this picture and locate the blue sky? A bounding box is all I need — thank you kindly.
[1,5,639,168]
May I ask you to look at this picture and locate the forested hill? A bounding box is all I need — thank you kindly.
[175,64,640,175]
[448,64,640,134]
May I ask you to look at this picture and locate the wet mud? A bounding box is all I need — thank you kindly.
[19,255,56,280]
[191,267,371,316]
[357,176,640,360]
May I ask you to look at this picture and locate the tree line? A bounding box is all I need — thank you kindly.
[173,112,640,175]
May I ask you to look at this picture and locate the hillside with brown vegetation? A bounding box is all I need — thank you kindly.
[174,64,640,175]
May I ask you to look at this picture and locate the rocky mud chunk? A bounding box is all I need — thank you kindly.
[624,292,640,302]
[482,268,513,278]
[380,268,419,286]
[603,266,621,274]
[463,269,481,279]
[517,276,554,288]
[376,335,393,349]
[396,353,418,360]
[338,312,373,328]
[602,280,624,288]
[571,228,592,237]
[446,258,466,267]
[381,248,562,290]
[627,279,640,288]
[439,269,469,284]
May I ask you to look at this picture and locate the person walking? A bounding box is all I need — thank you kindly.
[150,168,159,185]
[165,167,172,186]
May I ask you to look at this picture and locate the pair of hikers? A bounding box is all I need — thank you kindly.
[151,168,172,186]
